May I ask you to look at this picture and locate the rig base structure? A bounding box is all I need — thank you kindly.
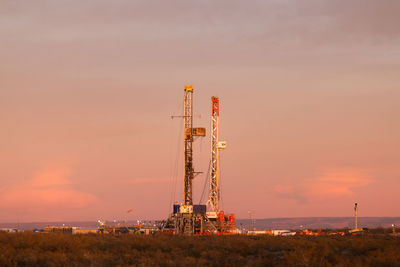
[163,204,235,235]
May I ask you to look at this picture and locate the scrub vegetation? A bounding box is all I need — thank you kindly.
[0,232,400,266]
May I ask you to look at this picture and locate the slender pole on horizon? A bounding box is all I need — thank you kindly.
[354,202,358,230]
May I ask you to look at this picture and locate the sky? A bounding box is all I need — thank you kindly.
[1,0,399,222]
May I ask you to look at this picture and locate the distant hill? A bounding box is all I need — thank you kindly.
[1,217,400,231]
[236,217,400,230]
[0,221,99,230]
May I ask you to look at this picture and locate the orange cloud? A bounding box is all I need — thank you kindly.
[306,169,373,197]
[273,168,373,203]
[0,166,97,211]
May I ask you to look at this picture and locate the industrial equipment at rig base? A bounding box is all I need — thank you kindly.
[164,85,235,235]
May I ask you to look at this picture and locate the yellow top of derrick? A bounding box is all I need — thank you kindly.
[184,85,193,91]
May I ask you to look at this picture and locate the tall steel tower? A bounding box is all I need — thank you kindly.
[183,85,205,206]
[183,85,194,205]
[207,96,227,213]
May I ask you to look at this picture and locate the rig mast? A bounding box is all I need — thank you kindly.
[207,96,227,213]
[184,85,194,205]
[175,85,205,235]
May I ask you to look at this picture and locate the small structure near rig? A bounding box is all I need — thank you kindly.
[349,202,365,234]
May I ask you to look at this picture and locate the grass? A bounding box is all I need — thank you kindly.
[0,232,399,266]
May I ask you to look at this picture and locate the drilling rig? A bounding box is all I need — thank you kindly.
[164,87,235,235]
[206,96,226,215]
[168,85,208,235]
[205,96,235,233]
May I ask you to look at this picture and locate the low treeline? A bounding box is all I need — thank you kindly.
[0,232,400,266]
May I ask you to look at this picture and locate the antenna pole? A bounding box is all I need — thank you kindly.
[354,202,358,230]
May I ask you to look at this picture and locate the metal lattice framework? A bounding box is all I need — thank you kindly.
[184,86,194,205]
[207,96,226,212]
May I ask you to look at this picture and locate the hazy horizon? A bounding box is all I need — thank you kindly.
[1,0,399,222]
[3,216,400,224]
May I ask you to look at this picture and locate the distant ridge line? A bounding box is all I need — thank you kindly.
[1,217,400,230]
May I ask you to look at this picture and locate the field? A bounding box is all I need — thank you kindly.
[1,232,400,266]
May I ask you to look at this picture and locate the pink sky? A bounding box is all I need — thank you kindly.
[1,0,399,222]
